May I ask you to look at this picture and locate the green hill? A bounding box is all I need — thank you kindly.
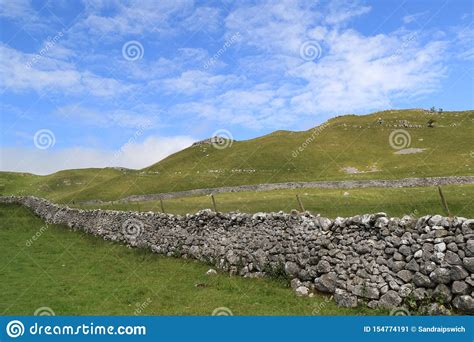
[1,109,473,203]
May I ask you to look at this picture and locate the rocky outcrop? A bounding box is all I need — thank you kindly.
[1,196,473,315]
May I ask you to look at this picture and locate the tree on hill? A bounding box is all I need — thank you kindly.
[427,118,436,128]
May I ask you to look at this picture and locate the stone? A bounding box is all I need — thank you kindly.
[367,300,379,309]
[433,284,452,303]
[422,303,452,316]
[447,242,458,252]
[316,217,332,231]
[334,288,357,307]
[314,272,337,293]
[393,252,404,261]
[466,240,474,257]
[452,295,474,314]
[396,270,413,283]
[413,272,433,288]
[444,251,462,265]
[374,217,389,228]
[399,284,413,298]
[295,286,310,297]
[352,284,380,299]
[429,268,451,284]
[406,258,419,272]
[414,250,423,258]
[434,242,446,253]
[450,265,469,281]
[316,260,331,274]
[206,268,217,276]
[399,245,411,257]
[428,215,443,226]
[463,257,474,273]
[461,219,474,235]
[421,261,437,274]
[284,261,300,278]
[412,288,427,301]
[355,244,371,254]
[290,278,302,290]
[389,261,406,273]
[452,281,470,295]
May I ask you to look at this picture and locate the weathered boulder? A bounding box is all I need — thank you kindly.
[379,290,402,308]
[314,273,337,293]
[430,268,451,284]
[452,295,474,314]
[334,289,357,308]
[352,284,380,299]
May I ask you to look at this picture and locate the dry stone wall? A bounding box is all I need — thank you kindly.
[81,176,474,204]
[2,196,473,315]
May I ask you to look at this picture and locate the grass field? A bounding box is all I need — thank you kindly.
[1,109,473,203]
[0,204,387,316]
[77,184,474,218]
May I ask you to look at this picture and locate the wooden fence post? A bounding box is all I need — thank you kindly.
[160,198,165,213]
[211,194,217,212]
[437,186,451,217]
[296,194,305,212]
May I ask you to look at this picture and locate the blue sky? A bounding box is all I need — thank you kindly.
[0,0,473,174]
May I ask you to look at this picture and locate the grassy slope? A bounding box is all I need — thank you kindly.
[77,184,474,218]
[0,168,127,202]
[1,109,473,202]
[0,204,386,315]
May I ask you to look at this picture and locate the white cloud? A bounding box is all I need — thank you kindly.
[286,30,448,114]
[0,44,133,96]
[160,70,241,95]
[0,0,36,19]
[324,0,371,25]
[170,2,447,127]
[402,11,429,25]
[0,135,195,175]
[79,0,194,37]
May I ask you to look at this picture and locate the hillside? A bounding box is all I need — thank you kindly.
[1,109,473,202]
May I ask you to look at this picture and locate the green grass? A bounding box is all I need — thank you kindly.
[1,109,473,203]
[77,184,474,218]
[0,204,386,316]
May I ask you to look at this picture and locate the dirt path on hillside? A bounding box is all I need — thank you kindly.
[80,176,474,205]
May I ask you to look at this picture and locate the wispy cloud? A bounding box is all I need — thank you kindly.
[0,44,134,97]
